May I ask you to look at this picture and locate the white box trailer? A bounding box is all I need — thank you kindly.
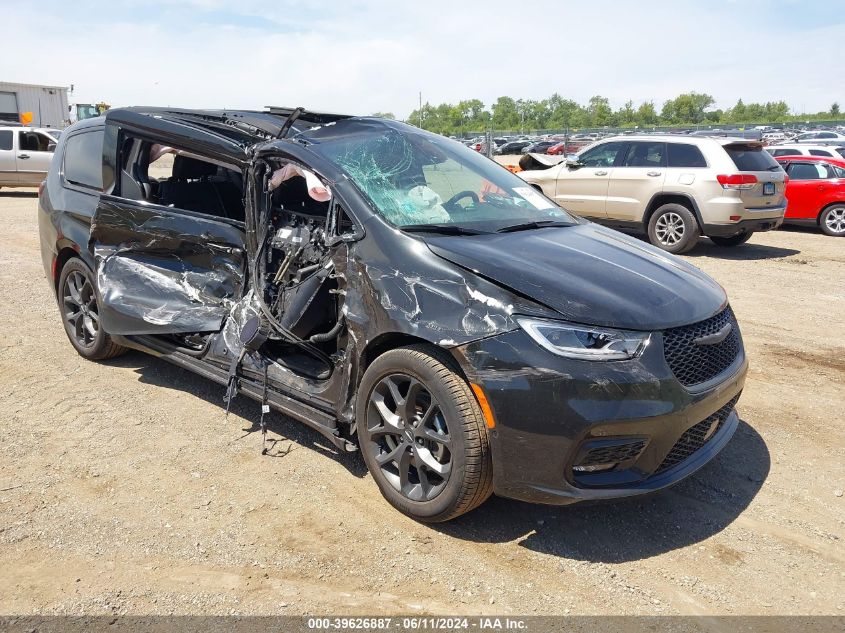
[0,82,69,128]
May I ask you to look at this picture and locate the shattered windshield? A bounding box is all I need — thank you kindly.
[299,119,577,232]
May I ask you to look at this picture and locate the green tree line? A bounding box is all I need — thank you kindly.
[401,93,842,135]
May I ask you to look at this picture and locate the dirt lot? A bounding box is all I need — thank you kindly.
[0,189,843,617]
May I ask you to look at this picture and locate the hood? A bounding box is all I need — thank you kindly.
[424,223,726,331]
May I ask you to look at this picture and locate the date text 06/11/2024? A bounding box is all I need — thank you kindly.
[306,617,528,630]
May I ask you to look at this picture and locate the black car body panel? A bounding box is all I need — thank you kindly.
[425,223,727,330]
[38,107,748,511]
[453,327,746,503]
[90,196,246,335]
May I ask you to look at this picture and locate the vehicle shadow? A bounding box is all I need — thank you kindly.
[684,239,800,260]
[777,224,822,237]
[104,351,368,478]
[622,231,800,260]
[0,191,38,198]
[434,419,769,563]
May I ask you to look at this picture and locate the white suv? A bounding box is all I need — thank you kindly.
[518,135,787,253]
[0,126,61,189]
[766,144,845,160]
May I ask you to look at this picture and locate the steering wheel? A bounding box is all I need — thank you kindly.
[443,190,480,210]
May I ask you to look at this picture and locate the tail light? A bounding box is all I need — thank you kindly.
[717,174,758,190]
[38,179,46,197]
[783,174,789,184]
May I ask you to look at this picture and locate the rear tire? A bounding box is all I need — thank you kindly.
[356,345,493,522]
[58,258,127,361]
[647,203,700,254]
[710,232,753,247]
[820,205,845,237]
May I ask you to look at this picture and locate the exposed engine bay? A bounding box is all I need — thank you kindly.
[245,160,344,380]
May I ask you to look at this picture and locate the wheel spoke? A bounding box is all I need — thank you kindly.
[397,448,414,492]
[415,456,433,496]
[67,274,82,303]
[370,390,404,435]
[415,445,450,476]
[83,316,98,338]
[401,379,424,423]
[384,377,404,410]
[375,441,407,466]
[421,425,451,445]
[418,401,437,427]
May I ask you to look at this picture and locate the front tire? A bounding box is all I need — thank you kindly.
[647,203,700,254]
[356,345,493,522]
[710,232,753,247]
[820,205,845,237]
[58,258,127,360]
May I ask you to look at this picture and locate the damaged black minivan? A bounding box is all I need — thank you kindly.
[39,107,747,521]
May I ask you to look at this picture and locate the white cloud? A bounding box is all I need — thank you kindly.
[1,0,842,118]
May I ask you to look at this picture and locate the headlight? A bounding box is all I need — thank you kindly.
[517,317,650,361]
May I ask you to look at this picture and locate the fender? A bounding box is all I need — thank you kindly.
[644,191,705,230]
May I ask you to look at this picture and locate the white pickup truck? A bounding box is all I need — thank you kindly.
[0,125,61,188]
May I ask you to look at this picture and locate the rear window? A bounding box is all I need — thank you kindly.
[725,144,780,171]
[808,149,834,157]
[667,143,707,167]
[787,162,834,180]
[770,148,801,157]
[63,129,104,190]
[0,130,11,151]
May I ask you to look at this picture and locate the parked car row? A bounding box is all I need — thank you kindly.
[518,133,845,245]
[468,126,845,157]
[766,144,845,160]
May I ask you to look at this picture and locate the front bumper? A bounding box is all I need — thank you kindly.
[703,216,783,237]
[452,328,746,505]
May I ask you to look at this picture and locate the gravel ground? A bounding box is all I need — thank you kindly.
[0,189,842,616]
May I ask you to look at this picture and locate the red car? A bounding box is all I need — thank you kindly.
[546,139,592,155]
[775,155,845,236]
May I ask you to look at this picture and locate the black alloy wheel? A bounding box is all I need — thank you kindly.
[357,346,493,522]
[365,373,452,502]
[62,268,100,349]
[58,259,126,360]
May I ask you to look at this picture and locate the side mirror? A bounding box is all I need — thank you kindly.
[47,142,57,152]
[565,157,583,169]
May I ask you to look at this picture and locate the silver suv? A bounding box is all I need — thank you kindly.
[0,126,61,189]
[518,135,787,253]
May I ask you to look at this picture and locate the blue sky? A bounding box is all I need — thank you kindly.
[2,0,842,117]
